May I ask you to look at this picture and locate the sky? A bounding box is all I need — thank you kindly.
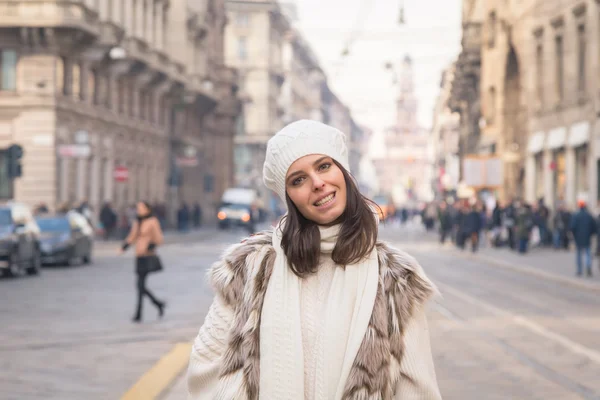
[294,0,463,137]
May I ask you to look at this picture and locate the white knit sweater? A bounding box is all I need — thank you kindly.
[300,256,336,400]
[188,261,441,400]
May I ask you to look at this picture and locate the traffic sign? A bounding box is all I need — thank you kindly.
[114,165,129,182]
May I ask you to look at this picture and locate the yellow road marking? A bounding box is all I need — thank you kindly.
[121,342,191,400]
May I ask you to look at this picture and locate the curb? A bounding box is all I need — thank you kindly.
[121,342,191,400]
[448,248,600,293]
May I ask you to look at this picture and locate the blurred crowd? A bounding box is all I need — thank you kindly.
[417,197,598,278]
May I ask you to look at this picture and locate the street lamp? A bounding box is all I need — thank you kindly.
[398,0,405,25]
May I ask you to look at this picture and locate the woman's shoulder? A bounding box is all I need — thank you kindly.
[208,230,275,306]
[375,240,439,304]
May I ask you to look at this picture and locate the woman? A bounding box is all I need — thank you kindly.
[120,201,166,323]
[188,120,441,399]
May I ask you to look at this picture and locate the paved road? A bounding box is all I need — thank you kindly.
[0,227,250,400]
[2,223,600,399]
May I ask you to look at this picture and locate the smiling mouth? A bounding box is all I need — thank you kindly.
[314,192,336,207]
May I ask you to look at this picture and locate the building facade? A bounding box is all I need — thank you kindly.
[449,0,484,193]
[225,0,366,208]
[431,64,461,199]
[225,0,288,197]
[524,0,600,210]
[478,0,536,201]
[0,0,240,224]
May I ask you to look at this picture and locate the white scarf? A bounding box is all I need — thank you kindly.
[260,221,379,400]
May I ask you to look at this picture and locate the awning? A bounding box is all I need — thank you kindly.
[568,121,590,147]
[527,131,545,153]
[547,127,567,149]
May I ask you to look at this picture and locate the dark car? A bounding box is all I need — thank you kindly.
[0,202,42,277]
[37,211,93,266]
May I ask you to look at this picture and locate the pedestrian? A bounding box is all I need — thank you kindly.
[438,201,452,244]
[515,202,534,254]
[464,203,482,252]
[569,200,597,277]
[192,202,202,228]
[119,201,166,323]
[553,203,571,250]
[177,203,190,232]
[187,120,441,399]
[100,202,117,240]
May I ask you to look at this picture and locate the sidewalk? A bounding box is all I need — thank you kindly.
[93,226,218,252]
[453,241,600,290]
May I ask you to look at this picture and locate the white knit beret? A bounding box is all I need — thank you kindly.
[263,119,350,202]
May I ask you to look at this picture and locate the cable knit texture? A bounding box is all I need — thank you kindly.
[301,257,335,400]
[263,119,350,202]
[187,230,442,400]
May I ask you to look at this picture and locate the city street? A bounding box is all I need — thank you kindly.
[2,224,600,400]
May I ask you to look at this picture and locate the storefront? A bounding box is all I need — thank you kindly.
[526,122,592,210]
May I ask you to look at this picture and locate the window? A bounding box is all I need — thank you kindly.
[72,63,81,99]
[238,37,247,60]
[140,89,147,120]
[132,0,137,34]
[117,77,125,114]
[55,57,65,95]
[0,50,17,91]
[236,12,249,27]
[536,43,543,107]
[128,82,135,117]
[488,86,496,123]
[89,69,97,104]
[488,12,497,48]
[577,24,586,94]
[555,35,564,102]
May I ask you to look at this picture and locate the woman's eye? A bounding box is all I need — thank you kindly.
[292,177,304,186]
[319,163,331,171]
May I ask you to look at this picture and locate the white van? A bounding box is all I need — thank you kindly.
[217,188,258,231]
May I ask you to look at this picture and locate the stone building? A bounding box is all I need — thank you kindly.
[224,0,289,196]
[524,0,600,210]
[431,63,461,198]
[449,0,484,188]
[478,0,536,201]
[224,0,366,208]
[0,0,240,224]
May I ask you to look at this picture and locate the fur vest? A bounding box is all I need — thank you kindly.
[209,230,437,399]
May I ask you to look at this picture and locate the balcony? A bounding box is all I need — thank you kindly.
[0,1,100,37]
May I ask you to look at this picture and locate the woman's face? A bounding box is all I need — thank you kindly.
[136,202,149,216]
[285,154,347,225]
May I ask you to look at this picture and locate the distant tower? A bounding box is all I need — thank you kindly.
[396,55,418,134]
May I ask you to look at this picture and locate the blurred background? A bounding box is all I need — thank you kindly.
[2,0,600,399]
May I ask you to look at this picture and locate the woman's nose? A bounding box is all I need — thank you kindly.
[312,177,325,190]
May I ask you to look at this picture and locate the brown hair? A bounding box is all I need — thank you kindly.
[280,160,381,277]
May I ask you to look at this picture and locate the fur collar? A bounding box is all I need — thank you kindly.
[208,230,437,399]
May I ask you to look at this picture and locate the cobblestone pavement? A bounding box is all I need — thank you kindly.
[3,223,600,399]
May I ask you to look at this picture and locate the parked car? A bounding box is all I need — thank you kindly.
[36,211,93,266]
[0,202,42,277]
